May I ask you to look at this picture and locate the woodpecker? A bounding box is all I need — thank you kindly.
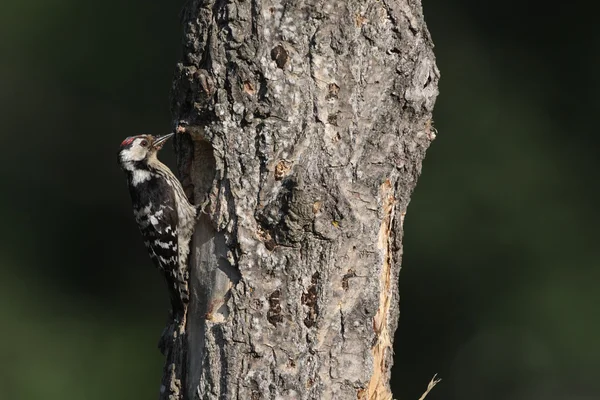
[117,133,196,315]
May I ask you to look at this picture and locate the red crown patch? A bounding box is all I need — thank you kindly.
[120,137,136,147]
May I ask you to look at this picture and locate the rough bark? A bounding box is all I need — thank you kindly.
[162,0,439,399]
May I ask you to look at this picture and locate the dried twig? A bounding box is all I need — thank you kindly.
[417,374,441,400]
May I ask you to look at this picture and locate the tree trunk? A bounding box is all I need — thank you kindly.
[162,0,438,399]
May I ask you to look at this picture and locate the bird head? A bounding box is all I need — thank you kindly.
[117,133,174,169]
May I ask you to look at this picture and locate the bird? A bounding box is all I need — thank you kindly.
[117,133,196,317]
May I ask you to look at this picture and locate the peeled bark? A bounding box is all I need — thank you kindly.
[163,0,439,399]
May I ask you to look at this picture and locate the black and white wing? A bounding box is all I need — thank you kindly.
[134,202,179,272]
[129,176,189,311]
[134,201,190,310]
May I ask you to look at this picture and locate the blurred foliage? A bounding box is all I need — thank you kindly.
[0,0,597,399]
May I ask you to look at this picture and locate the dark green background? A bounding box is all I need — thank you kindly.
[1,1,597,399]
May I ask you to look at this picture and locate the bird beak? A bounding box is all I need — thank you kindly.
[152,133,174,150]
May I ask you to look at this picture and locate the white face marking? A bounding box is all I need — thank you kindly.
[120,137,150,162]
[119,137,155,178]
[119,137,166,186]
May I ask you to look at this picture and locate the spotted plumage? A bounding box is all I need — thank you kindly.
[118,133,196,314]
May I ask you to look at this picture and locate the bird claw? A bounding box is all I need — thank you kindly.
[195,197,211,219]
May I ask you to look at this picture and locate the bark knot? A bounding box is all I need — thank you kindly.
[270,45,289,69]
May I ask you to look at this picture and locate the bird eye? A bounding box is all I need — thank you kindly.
[140,140,148,147]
